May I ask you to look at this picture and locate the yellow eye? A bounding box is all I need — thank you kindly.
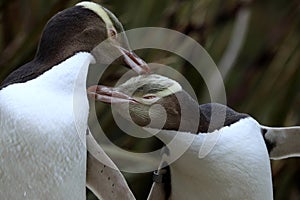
[109,28,117,39]
[143,95,157,99]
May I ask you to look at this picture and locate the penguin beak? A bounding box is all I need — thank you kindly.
[115,46,151,75]
[88,45,150,102]
[88,85,137,104]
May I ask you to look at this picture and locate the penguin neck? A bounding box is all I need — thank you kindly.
[1,50,95,90]
[151,90,209,134]
[151,90,202,134]
[175,90,203,133]
[150,91,249,134]
[33,52,94,92]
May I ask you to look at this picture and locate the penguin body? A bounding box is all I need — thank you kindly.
[89,74,299,200]
[0,2,144,199]
[0,52,92,199]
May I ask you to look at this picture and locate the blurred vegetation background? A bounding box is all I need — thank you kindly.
[0,0,299,199]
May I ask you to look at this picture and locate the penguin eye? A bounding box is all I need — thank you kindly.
[143,95,157,99]
[109,28,117,39]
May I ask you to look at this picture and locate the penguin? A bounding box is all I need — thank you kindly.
[88,74,300,200]
[0,1,147,199]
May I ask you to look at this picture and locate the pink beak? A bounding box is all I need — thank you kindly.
[116,46,151,75]
[88,47,150,103]
[88,85,137,104]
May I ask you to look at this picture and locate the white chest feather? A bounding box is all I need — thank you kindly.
[0,52,94,199]
[158,118,273,200]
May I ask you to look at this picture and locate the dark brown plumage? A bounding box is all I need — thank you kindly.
[1,6,106,89]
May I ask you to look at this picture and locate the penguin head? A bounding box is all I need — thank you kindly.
[0,2,149,89]
[88,74,191,130]
[37,1,148,70]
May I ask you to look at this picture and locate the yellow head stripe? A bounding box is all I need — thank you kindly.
[155,82,182,97]
[76,2,114,31]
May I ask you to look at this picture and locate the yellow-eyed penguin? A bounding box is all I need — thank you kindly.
[0,1,148,199]
[89,74,300,200]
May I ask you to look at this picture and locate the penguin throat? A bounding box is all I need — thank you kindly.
[33,52,94,92]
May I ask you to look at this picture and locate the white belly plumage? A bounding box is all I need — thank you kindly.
[0,87,87,200]
[158,117,273,200]
[0,52,92,200]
